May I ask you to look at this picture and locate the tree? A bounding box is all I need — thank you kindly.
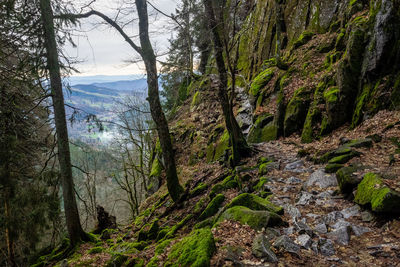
[39,0,87,245]
[63,0,184,203]
[203,0,250,165]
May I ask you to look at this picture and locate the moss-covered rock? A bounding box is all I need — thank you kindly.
[336,166,362,194]
[254,177,269,191]
[343,138,373,148]
[138,220,159,241]
[225,193,283,215]
[284,87,311,136]
[194,196,209,214]
[293,31,314,48]
[87,246,104,254]
[190,182,208,197]
[217,206,283,230]
[247,114,275,143]
[249,68,274,97]
[328,150,360,164]
[105,253,128,267]
[354,173,400,213]
[165,228,215,267]
[209,183,225,199]
[325,163,344,173]
[318,146,354,163]
[199,194,225,220]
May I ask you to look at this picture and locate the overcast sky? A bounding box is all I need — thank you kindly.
[64,0,179,77]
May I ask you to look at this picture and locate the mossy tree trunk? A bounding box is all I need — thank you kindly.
[203,0,250,165]
[39,0,87,246]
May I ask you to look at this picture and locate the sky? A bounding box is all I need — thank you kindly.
[64,0,178,77]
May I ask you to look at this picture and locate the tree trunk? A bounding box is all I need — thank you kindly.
[4,188,15,267]
[203,0,250,165]
[135,0,183,202]
[39,0,86,245]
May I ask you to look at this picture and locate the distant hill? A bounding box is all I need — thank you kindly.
[63,78,148,141]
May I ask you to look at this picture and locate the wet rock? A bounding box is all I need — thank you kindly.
[283,204,301,219]
[296,191,314,205]
[314,223,328,234]
[361,210,375,222]
[273,235,300,255]
[286,176,302,184]
[321,211,344,225]
[252,234,278,262]
[284,160,305,172]
[341,205,360,219]
[304,170,337,189]
[328,226,351,245]
[296,234,312,249]
[319,238,335,256]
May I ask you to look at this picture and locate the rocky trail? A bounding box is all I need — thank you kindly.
[212,139,400,266]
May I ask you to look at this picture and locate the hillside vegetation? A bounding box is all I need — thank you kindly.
[33,0,400,266]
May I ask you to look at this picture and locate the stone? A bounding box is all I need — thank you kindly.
[321,211,344,226]
[252,234,278,262]
[264,228,280,241]
[286,176,302,184]
[361,210,375,222]
[273,235,300,255]
[314,223,328,234]
[296,192,314,205]
[284,160,305,172]
[351,225,371,236]
[328,226,351,245]
[283,204,301,219]
[316,190,334,199]
[311,241,319,254]
[283,227,295,235]
[340,205,361,219]
[226,193,283,214]
[331,220,351,230]
[296,234,312,249]
[305,169,337,189]
[293,218,313,236]
[319,238,335,256]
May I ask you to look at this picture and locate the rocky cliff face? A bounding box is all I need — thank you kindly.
[239,0,400,144]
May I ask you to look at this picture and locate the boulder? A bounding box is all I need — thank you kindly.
[354,173,400,213]
[336,166,362,194]
[273,235,300,255]
[225,193,283,214]
[304,169,337,189]
[252,234,278,262]
[218,206,283,230]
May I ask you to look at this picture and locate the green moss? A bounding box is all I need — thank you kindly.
[126,258,145,267]
[190,182,208,197]
[161,214,194,241]
[325,163,344,174]
[222,175,238,189]
[194,196,209,214]
[249,68,274,97]
[165,228,215,267]
[355,173,400,212]
[258,161,273,176]
[191,91,201,109]
[301,83,325,143]
[209,183,225,199]
[149,157,162,178]
[105,253,128,267]
[324,87,339,103]
[254,177,269,191]
[336,166,360,194]
[199,194,225,220]
[293,31,314,48]
[110,241,141,254]
[217,206,283,230]
[138,219,159,241]
[214,130,230,162]
[155,239,172,255]
[328,151,360,164]
[284,87,311,136]
[225,193,283,214]
[88,246,104,254]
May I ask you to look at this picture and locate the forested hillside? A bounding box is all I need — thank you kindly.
[2,0,400,266]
